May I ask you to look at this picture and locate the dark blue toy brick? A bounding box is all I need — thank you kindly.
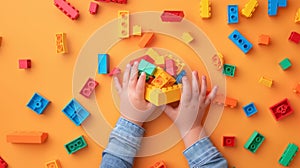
[228,30,253,54]
[27,93,50,114]
[62,99,90,126]
[243,102,258,117]
[228,5,239,24]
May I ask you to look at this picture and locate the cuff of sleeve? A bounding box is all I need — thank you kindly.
[114,117,145,137]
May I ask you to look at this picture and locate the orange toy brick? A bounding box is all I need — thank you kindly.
[258,34,270,45]
[55,33,67,54]
[139,32,154,48]
[149,160,166,168]
[6,131,48,144]
[293,83,300,94]
[213,94,238,108]
[45,160,61,168]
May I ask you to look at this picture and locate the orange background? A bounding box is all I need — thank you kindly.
[0,0,300,167]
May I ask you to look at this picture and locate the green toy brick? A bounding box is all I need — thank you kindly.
[138,59,156,76]
[244,131,265,153]
[223,64,236,77]
[279,58,292,70]
[64,136,87,154]
[279,143,299,166]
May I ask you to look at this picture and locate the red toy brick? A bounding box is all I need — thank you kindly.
[108,67,121,76]
[19,59,31,69]
[0,156,8,168]
[223,136,235,147]
[80,78,99,98]
[288,31,300,44]
[96,0,127,4]
[89,2,99,15]
[269,98,293,121]
[160,10,184,22]
[130,55,155,65]
[54,0,79,20]
[149,160,166,168]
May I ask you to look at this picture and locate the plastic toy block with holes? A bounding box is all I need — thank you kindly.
[176,70,186,84]
[165,58,176,76]
[108,67,121,76]
[244,131,265,153]
[213,94,238,108]
[6,132,48,144]
[295,8,300,23]
[181,32,194,43]
[212,52,224,71]
[279,143,298,167]
[62,99,90,126]
[279,58,291,70]
[228,30,253,54]
[259,76,273,87]
[278,0,287,7]
[288,32,300,44]
[64,136,87,154]
[130,55,155,65]
[228,5,238,24]
[243,102,258,117]
[151,67,175,88]
[118,10,129,38]
[160,11,184,22]
[223,136,235,147]
[132,25,142,36]
[96,0,127,4]
[268,0,278,16]
[19,59,31,69]
[149,160,166,168]
[138,59,156,76]
[27,93,50,114]
[223,64,236,77]
[293,83,300,94]
[45,160,61,168]
[98,54,109,74]
[166,54,185,75]
[146,48,164,65]
[54,0,79,20]
[258,35,270,45]
[200,0,211,19]
[0,156,8,168]
[269,98,293,121]
[139,32,155,48]
[55,33,67,54]
[80,78,99,98]
[89,2,99,15]
[241,0,258,18]
[145,84,182,106]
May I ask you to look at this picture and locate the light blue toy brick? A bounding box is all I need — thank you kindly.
[176,70,186,83]
[98,54,109,74]
[64,135,87,154]
[243,102,258,117]
[278,0,287,7]
[228,30,253,54]
[138,59,156,76]
[62,99,90,126]
[228,5,239,24]
[268,0,278,16]
[27,93,50,114]
[279,58,292,70]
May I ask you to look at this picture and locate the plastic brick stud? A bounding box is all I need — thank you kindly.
[293,83,300,94]
[295,8,300,23]
[118,10,129,38]
[0,156,8,168]
[62,99,90,126]
[27,93,50,114]
[89,2,99,15]
[98,54,109,74]
[259,76,273,87]
[241,0,258,18]
[268,0,278,16]
[64,136,87,154]
[160,11,184,22]
[149,160,166,168]
[278,0,287,7]
[54,0,79,20]
[223,136,235,147]
[279,143,298,167]
[200,0,211,19]
[139,32,155,48]
[258,34,270,45]
[269,98,293,121]
[244,131,265,153]
[228,29,253,54]
[19,59,31,69]
[6,132,48,144]
[279,58,291,70]
[228,5,238,24]
[45,160,61,168]
[243,102,258,117]
[55,33,67,54]
[223,64,236,77]
[288,32,300,44]
[80,78,99,98]
[132,25,142,36]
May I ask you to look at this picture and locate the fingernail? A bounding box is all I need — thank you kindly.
[126,64,130,68]
[134,61,138,65]
[202,75,206,80]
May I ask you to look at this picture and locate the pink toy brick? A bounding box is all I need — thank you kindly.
[54,0,79,20]
[108,67,121,76]
[80,78,99,98]
[130,55,155,65]
[223,136,235,147]
[19,59,31,69]
[89,2,99,15]
[96,0,127,4]
[288,31,300,44]
[269,98,293,121]
[0,156,8,168]
[160,11,184,22]
[165,59,176,76]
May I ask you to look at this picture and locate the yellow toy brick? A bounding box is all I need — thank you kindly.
[181,32,194,43]
[161,84,182,104]
[118,10,129,38]
[166,54,185,75]
[259,76,273,87]
[45,160,61,168]
[151,67,176,88]
[164,76,176,87]
[145,84,182,106]
[241,0,258,18]
[146,48,165,65]
[55,33,67,54]
[132,25,142,36]
[200,0,211,19]
[295,8,300,23]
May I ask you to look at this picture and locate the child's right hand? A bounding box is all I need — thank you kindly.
[164,71,218,148]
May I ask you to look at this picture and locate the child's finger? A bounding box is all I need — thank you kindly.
[199,75,207,103]
[113,76,122,95]
[122,64,131,89]
[129,61,139,89]
[164,105,177,121]
[192,71,200,99]
[136,72,146,98]
[205,85,218,106]
[181,76,192,102]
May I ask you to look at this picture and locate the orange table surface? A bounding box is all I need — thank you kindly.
[0,0,300,167]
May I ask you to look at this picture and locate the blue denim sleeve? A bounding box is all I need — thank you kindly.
[100,118,145,168]
[183,137,228,168]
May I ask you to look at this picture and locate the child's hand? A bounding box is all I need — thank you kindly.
[164,71,218,148]
[113,62,156,126]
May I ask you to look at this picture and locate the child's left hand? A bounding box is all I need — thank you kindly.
[113,62,157,126]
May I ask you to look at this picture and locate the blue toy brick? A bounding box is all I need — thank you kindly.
[64,135,87,154]
[223,64,236,77]
[228,5,239,24]
[278,0,287,7]
[27,93,50,114]
[228,30,253,54]
[176,70,186,83]
[98,54,109,74]
[243,102,258,117]
[62,99,90,126]
[279,58,292,70]
[268,0,278,16]
[138,59,156,76]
